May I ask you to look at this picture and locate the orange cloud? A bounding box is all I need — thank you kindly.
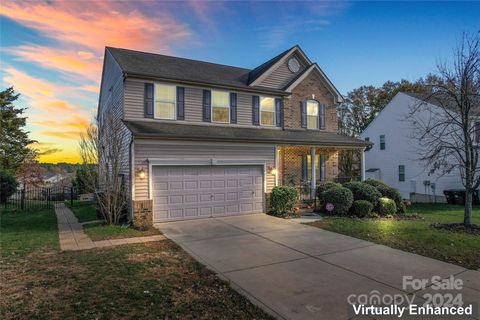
[40,131,83,140]
[7,45,102,82]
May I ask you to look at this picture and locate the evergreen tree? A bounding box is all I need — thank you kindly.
[0,87,35,173]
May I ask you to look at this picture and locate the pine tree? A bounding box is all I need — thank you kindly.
[0,87,35,173]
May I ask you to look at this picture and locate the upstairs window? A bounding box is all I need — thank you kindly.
[211,91,230,123]
[380,135,386,150]
[475,121,480,144]
[306,100,319,129]
[399,165,405,182]
[154,83,176,119]
[260,97,275,126]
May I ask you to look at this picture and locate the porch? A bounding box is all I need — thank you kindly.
[276,145,365,201]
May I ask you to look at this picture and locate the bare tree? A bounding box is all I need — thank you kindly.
[409,32,480,226]
[79,112,128,224]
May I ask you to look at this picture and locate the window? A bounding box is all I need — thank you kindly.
[154,83,176,119]
[260,97,275,126]
[475,122,480,144]
[399,165,405,182]
[306,100,319,129]
[380,135,386,150]
[211,91,230,123]
[301,154,326,182]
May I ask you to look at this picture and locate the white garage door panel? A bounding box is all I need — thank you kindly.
[152,165,264,222]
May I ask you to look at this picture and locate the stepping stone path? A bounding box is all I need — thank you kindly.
[54,203,164,251]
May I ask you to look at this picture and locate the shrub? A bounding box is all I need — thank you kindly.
[321,186,353,215]
[0,169,17,204]
[364,179,405,213]
[377,197,397,216]
[269,186,298,216]
[350,200,374,218]
[316,181,342,203]
[343,181,382,206]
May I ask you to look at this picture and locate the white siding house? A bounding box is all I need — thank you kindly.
[360,92,463,201]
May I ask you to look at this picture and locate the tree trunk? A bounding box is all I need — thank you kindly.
[464,190,473,226]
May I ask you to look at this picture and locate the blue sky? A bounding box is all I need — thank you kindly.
[1,0,479,162]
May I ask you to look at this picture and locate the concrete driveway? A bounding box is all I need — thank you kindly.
[156,214,480,320]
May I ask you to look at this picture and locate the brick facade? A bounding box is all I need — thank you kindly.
[283,71,337,132]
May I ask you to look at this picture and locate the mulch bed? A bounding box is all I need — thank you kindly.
[431,223,480,235]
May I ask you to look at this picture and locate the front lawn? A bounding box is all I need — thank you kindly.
[0,207,59,257]
[69,202,98,222]
[308,203,480,269]
[0,207,272,319]
[84,222,161,241]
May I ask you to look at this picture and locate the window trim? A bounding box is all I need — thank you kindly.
[154,82,177,120]
[306,99,319,130]
[380,134,386,150]
[399,165,405,182]
[211,90,231,124]
[259,96,276,127]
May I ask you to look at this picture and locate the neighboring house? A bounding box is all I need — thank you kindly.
[361,92,467,202]
[98,45,368,223]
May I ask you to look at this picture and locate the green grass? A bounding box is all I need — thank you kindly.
[308,203,480,269]
[0,207,59,257]
[0,205,273,319]
[84,222,161,241]
[69,203,99,222]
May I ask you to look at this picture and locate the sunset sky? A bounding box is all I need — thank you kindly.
[1,1,479,164]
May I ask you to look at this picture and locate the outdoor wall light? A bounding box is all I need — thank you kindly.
[137,168,146,179]
[268,166,277,175]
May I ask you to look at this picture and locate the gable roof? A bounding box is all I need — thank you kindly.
[107,45,341,99]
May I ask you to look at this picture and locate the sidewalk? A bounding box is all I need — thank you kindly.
[54,204,165,251]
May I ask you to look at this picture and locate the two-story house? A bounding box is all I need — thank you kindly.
[360,92,467,202]
[98,45,368,223]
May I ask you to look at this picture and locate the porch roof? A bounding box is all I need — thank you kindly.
[124,120,370,148]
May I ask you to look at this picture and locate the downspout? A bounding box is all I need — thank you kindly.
[361,147,366,181]
[129,137,135,221]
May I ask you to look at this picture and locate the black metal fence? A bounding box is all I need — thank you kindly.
[4,186,78,211]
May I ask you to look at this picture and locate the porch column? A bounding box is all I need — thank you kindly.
[311,147,316,198]
[361,147,366,181]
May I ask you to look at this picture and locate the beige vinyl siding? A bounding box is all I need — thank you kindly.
[133,141,276,200]
[257,53,306,90]
[124,78,257,126]
[98,50,132,210]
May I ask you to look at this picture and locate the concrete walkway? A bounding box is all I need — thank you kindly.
[156,214,480,320]
[54,204,165,251]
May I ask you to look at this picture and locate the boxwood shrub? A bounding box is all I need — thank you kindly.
[364,179,405,213]
[269,186,298,216]
[350,200,374,218]
[316,181,342,203]
[343,181,382,206]
[377,197,397,216]
[321,186,353,215]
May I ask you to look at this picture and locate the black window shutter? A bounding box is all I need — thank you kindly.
[144,83,154,118]
[203,90,211,122]
[176,87,185,120]
[252,95,260,125]
[230,93,237,124]
[275,98,282,128]
[300,101,307,128]
[319,104,326,129]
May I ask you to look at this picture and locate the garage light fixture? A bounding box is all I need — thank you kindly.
[268,166,277,175]
[137,168,146,179]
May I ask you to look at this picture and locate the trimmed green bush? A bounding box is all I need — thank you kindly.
[377,197,397,216]
[269,186,298,216]
[316,181,342,203]
[0,168,17,204]
[321,186,353,215]
[364,179,405,213]
[350,200,374,218]
[343,181,382,206]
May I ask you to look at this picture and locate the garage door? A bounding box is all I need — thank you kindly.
[152,165,264,222]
